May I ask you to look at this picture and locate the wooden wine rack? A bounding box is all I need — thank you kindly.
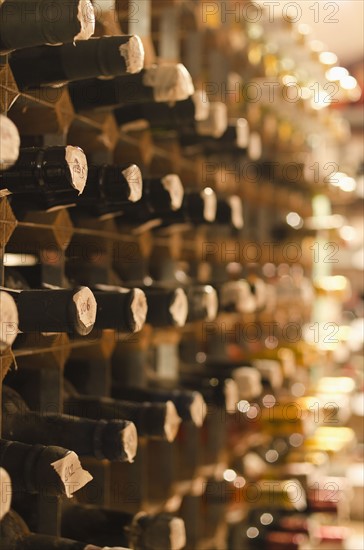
[0,1,326,548]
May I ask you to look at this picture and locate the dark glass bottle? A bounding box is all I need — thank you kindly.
[63,382,181,442]
[0,146,88,210]
[0,0,95,53]
[68,63,194,111]
[2,386,137,462]
[0,439,92,498]
[9,35,144,90]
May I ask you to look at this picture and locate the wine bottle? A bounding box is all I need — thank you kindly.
[248,275,269,313]
[63,382,181,442]
[234,521,311,550]
[0,115,20,172]
[0,439,92,498]
[198,118,250,155]
[247,508,313,537]
[264,530,311,550]
[215,195,244,230]
[314,525,348,548]
[185,285,219,323]
[143,287,188,328]
[111,385,207,428]
[199,356,283,393]
[4,253,69,293]
[9,35,145,91]
[253,479,307,512]
[68,63,194,112]
[0,146,88,210]
[0,291,19,350]
[179,373,239,413]
[0,0,95,53]
[159,187,217,227]
[183,187,218,225]
[113,90,209,129]
[76,164,143,217]
[218,279,259,314]
[252,359,284,391]
[177,102,228,149]
[2,386,137,462]
[114,97,232,155]
[61,504,186,550]
[5,286,97,336]
[91,286,148,333]
[224,366,263,402]
[0,468,11,521]
[180,118,262,161]
[0,509,130,550]
[180,366,262,405]
[119,174,184,223]
[307,488,340,513]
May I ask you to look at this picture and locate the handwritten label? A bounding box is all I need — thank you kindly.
[51,451,93,498]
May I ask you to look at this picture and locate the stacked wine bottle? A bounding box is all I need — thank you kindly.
[0,1,359,549]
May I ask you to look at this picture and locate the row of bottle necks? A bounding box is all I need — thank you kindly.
[0,32,317,193]
[0,315,326,549]
[0,467,186,550]
[0,471,347,550]
[0,6,331,549]
[0,131,314,351]
[0,412,350,550]
[0,33,313,255]
[0,359,302,477]
[0,278,343,550]
[0,469,348,550]
[0,264,312,347]
[0,326,337,550]
[0,353,348,549]
[0,118,310,217]
[0,0,345,150]
[0,138,313,267]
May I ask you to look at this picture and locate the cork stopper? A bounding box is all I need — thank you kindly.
[131,512,186,550]
[224,378,239,412]
[0,468,11,521]
[252,277,267,309]
[169,517,187,550]
[228,195,244,229]
[192,89,210,121]
[74,0,95,41]
[236,118,250,148]
[232,367,263,400]
[164,401,182,442]
[169,288,188,327]
[220,280,256,313]
[196,102,228,138]
[122,164,143,202]
[203,285,219,321]
[72,287,97,335]
[144,63,195,103]
[65,146,88,194]
[119,35,145,74]
[253,359,283,389]
[248,131,262,160]
[189,392,207,427]
[130,288,148,333]
[121,422,138,463]
[161,174,184,210]
[51,450,93,498]
[0,115,20,171]
[201,187,217,222]
[0,290,19,350]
